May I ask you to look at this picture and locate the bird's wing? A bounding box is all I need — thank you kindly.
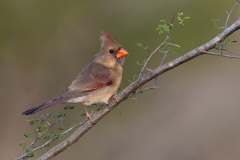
[66,63,112,94]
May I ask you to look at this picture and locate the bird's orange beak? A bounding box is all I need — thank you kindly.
[116,48,128,59]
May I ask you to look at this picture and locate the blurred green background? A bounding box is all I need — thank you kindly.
[1,0,240,159]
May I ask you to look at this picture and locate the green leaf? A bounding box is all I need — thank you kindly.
[23,131,32,140]
[27,119,35,125]
[26,150,36,158]
[64,105,75,110]
[42,131,51,140]
[19,141,27,150]
[156,19,173,34]
[57,114,64,121]
[176,12,190,25]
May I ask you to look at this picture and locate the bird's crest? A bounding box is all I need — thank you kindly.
[101,31,113,41]
[99,31,120,50]
[100,31,115,46]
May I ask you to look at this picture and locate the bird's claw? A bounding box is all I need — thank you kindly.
[109,94,118,102]
[85,107,95,124]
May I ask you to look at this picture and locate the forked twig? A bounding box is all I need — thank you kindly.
[204,51,240,59]
[225,0,240,29]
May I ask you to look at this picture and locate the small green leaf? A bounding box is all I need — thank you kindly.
[26,150,36,158]
[19,141,27,150]
[42,131,51,140]
[23,131,32,140]
[57,114,64,121]
[27,119,35,125]
[64,105,75,110]
[177,12,190,25]
[156,19,173,34]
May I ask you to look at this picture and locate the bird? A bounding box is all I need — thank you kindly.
[22,31,128,118]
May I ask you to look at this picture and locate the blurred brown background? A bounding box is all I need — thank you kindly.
[1,0,240,159]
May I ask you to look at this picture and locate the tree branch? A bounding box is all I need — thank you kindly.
[138,34,170,79]
[225,0,240,29]
[204,51,240,59]
[34,18,240,160]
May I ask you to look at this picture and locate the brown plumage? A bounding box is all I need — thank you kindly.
[22,32,128,115]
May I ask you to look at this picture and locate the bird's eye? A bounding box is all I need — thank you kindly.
[109,50,114,54]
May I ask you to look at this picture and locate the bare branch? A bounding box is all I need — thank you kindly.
[128,86,160,99]
[204,51,240,59]
[167,42,181,48]
[225,1,240,29]
[218,48,240,55]
[27,134,38,150]
[33,18,240,160]
[153,49,170,85]
[138,34,170,79]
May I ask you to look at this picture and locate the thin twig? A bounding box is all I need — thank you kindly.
[15,137,56,160]
[15,118,88,160]
[138,35,170,79]
[61,118,88,135]
[138,14,175,79]
[47,113,65,130]
[204,51,240,59]
[128,86,160,99]
[225,0,240,29]
[160,50,170,66]
[211,19,224,30]
[27,134,38,150]
[27,114,66,152]
[167,42,181,48]
[218,48,240,55]
[153,49,170,85]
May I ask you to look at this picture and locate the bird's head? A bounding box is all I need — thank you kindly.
[99,32,128,65]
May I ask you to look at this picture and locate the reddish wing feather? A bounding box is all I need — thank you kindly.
[67,70,112,93]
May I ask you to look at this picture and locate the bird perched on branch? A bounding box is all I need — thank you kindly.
[22,32,128,119]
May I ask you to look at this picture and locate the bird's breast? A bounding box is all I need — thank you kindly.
[83,83,120,106]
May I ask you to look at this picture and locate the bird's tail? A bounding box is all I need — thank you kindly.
[22,96,63,115]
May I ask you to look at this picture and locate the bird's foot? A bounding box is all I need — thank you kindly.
[109,94,118,103]
[85,106,95,124]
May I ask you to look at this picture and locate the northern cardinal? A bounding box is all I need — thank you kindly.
[22,32,128,116]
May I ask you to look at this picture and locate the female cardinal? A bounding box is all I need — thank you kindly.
[22,32,128,116]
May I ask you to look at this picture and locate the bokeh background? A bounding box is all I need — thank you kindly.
[1,0,240,159]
